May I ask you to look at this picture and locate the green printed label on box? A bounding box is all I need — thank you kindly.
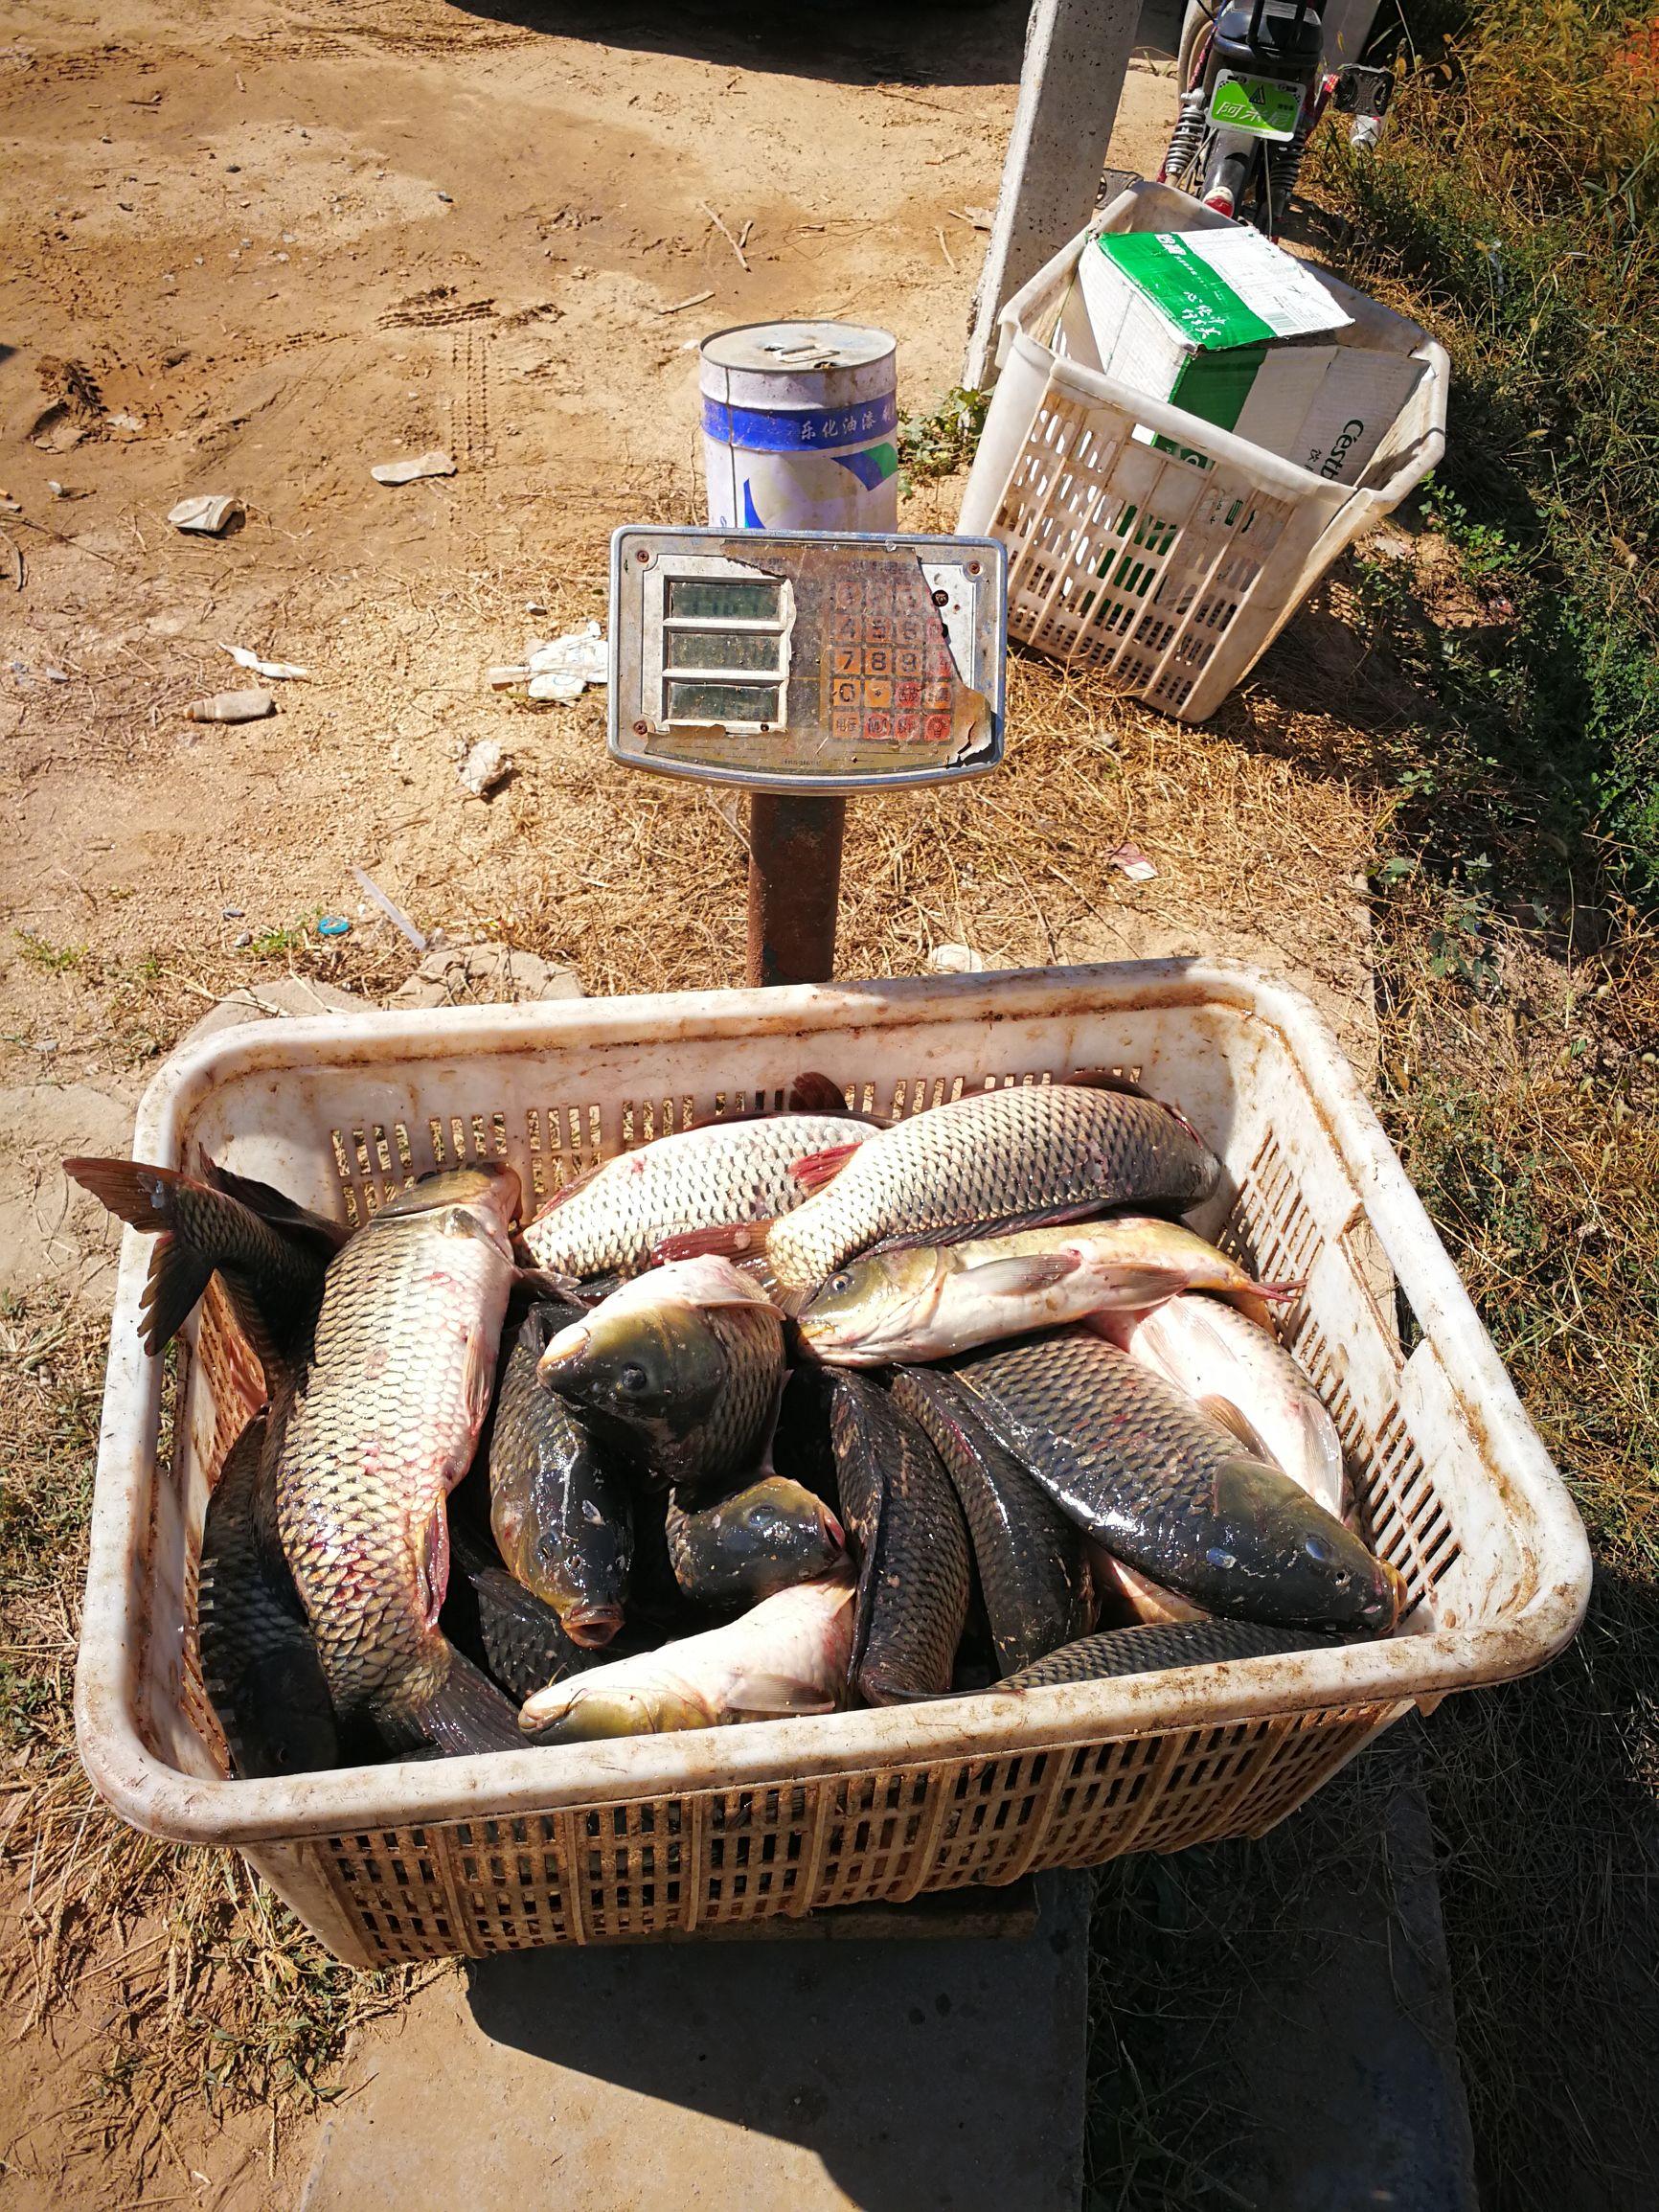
[1208,71,1305,140]
[1099,233,1278,353]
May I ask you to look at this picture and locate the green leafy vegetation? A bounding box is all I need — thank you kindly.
[897,385,989,492]
[13,929,87,973]
[1302,10,1659,2202]
[1312,0,1659,895]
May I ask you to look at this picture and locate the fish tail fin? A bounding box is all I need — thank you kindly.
[788,1143,859,1194]
[141,1239,216,1355]
[63,1159,217,1354]
[195,1152,348,1248]
[65,1154,194,1231]
[651,1220,771,1265]
[406,1645,526,1755]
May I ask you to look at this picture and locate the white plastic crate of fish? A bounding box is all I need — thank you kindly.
[74,962,1588,1965]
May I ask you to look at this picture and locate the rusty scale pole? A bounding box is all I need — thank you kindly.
[745,794,846,988]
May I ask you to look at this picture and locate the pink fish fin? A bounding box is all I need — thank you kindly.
[407,1644,524,1755]
[788,1143,861,1193]
[195,1151,349,1249]
[1198,1395,1279,1464]
[1214,1279,1302,1333]
[954,1252,1082,1298]
[651,1220,771,1265]
[870,1197,1111,1254]
[461,1321,499,1435]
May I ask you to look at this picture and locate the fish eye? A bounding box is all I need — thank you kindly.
[828,1271,854,1295]
[1206,1546,1237,1572]
[617,1363,648,1398]
[1305,1534,1336,1564]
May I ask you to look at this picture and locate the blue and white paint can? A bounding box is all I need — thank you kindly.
[699,321,899,535]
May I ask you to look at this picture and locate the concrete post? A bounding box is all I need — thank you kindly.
[964,0,1141,390]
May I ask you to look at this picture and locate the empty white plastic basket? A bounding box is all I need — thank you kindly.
[958,181,1448,720]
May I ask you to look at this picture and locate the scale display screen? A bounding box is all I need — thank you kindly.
[609,526,1007,793]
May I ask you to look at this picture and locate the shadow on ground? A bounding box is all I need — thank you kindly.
[445,0,1031,86]
[459,1876,1088,2211]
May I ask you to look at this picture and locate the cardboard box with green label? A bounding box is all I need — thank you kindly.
[1057,227,1423,486]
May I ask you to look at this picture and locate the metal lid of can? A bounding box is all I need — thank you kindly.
[699,321,897,375]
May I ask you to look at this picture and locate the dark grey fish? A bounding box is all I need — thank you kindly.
[197,1414,339,1778]
[889,1366,1095,1676]
[667,1476,847,1608]
[445,1515,622,1705]
[827,1372,971,1704]
[489,1304,633,1647]
[998,1618,1337,1691]
[946,1330,1404,1634]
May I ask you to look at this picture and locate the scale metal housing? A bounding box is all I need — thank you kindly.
[608,525,1007,795]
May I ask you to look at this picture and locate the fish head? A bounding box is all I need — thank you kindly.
[1210,1459,1405,1633]
[535,1298,725,1437]
[521,1516,628,1649]
[378,1161,522,1230]
[797,1248,943,1362]
[229,1647,340,1778]
[520,1676,712,1742]
[715,1477,848,1574]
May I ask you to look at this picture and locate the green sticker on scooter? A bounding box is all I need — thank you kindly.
[1208,71,1304,139]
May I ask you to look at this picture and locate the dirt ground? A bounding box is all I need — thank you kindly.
[0,5,1390,2204]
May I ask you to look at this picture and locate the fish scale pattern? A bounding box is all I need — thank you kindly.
[767,1085,1220,1289]
[489,1309,633,1630]
[949,1333,1396,1630]
[890,1368,1094,1675]
[693,1304,785,1484]
[273,1197,516,1728]
[830,1375,971,1702]
[522,1114,871,1278]
[446,1518,597,1704]
[197,1413,333,1769]
[1002,1618,1333,1689]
